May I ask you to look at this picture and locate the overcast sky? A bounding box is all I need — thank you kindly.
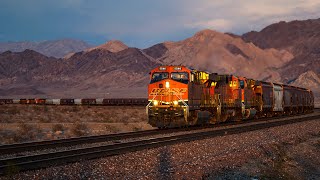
[1,0,320,47]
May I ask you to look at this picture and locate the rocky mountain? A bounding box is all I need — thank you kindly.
[144,29,293,80]
[242,18,320,82]
[290,71,320,106]
[0,41,159,98]
[0,39,92,58]
[86,40,128,53]
[0,31,294,98]
[242,18,320,105]
[291,71,320,92]
[0,19,319,105]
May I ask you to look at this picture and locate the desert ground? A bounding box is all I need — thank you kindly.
[3,111,320,179]
[0,104,153,145]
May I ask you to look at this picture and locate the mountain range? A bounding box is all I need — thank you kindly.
[0,18,319,106]
[0,39,92,58]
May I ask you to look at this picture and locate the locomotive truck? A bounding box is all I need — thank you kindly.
[146,65,314,128]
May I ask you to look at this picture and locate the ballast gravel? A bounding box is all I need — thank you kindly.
[2,114,320,179]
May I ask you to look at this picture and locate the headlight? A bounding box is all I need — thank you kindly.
[173,101,178,106]
[165,81,170,88]
[153,100,158,106]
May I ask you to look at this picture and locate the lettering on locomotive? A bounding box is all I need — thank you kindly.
[150,88,187,96]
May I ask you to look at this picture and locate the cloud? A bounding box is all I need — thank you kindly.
[1,0,320,47]
[186,19,233,32]
[180,0,320,33]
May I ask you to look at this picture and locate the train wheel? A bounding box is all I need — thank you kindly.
[220,114,228,123]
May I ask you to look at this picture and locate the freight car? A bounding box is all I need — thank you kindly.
[146,66,314,128]
[60,99,75,105]
[0,98,149,106]
[0,99,13,104]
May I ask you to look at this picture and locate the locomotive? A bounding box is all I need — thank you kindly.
[146,65,314,128]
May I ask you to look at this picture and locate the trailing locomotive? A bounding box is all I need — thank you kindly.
[146,65,314,128]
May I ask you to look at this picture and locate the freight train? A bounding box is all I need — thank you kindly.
[146,66,314,128]
[0,98,148,106]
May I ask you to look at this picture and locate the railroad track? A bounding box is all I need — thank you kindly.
[0,113,319,175]
[2,110,318,155]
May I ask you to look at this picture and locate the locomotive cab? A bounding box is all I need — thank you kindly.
[146,66,190,128]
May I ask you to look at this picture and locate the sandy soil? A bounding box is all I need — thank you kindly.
[0,104,154,144]
[2,113,319,179]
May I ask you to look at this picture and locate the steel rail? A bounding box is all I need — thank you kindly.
[0,114,319,175]
[0,110,318,155]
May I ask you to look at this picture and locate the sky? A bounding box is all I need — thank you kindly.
[0,0,320,48]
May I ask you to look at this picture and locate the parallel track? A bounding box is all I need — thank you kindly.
[0,113,319,175]
[2,110,318,155]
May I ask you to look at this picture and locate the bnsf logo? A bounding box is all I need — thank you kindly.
[150,88,187,95]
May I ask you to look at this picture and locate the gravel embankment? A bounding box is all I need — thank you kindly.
[2,114,320,179]
[2,111,318,160]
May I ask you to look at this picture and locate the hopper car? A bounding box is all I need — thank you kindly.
[146,66,314,128]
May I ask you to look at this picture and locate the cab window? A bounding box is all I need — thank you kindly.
[171,72,189,84]
[150,72,168,83]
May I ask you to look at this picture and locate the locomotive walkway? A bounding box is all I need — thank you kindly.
[0,112,319,175]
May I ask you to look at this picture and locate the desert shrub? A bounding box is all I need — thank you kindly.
[0,107,6,114]
[71,123,89,137]
[0,129,14,145]
[33,106,41,111]
[52,124,64,132]
[72,106,79,112]
[0,117,12,123]
[13,123,42,143]
[105,125,120,133]
[39,116,51,123]
[43,105,49,112]
[103,118,114,123]
[6,106,20,115]
[121,115,130,125]
[132,125,142,132]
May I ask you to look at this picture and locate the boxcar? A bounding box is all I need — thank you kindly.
[27,99,36,104]
[96,98,103,105]
[60,99,74,105]
[74,99,82,105]
[20,99,28,104]
[45,99,54,105]
[133,98,148,106]
[81,99,96,105]
[52,99,60,105]
[35,99,46,104]
[0,99,13,104]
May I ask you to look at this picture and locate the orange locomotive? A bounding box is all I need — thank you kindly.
[146,65,314,128]
[147,66,190,127]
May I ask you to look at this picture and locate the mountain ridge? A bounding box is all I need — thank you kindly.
[0,39,92,58]
[0,18,319,105]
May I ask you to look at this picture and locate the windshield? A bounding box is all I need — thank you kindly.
[171,72,189,84]
[150,72,169,83]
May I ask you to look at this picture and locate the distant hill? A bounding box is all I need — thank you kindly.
[242,18,320,106]
[143,29,293,81]
[0,18,319,106]
[0,41,159,98]
[242,18,320,83]
[0,39,92,58]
